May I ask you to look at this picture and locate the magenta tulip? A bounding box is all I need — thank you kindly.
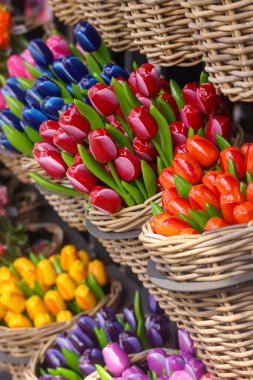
[182,82,198,106]
[133,137,157,161]
[33,142,67,179]
[170,121,188,147]
[170,370,194,380]
[39,120,59,143]
[165,354,185,376]
[66,162,98,194]
[201,373,211,380]
[53,128,78,156]
[136,63,161,97]
[180,104,204,132]
[0,90,6,111]
[128,106,158,140]
[136,93,152,109]
[7,54,33,79]
[147,348,167,377]
[46,35,71,59]
[59,105,90,143]
[103,343,130,377]
[114,147,141,181]
[88,83,119,116]
[89,128,117,164]
[196,83,219,115]
[89,186,122,214]
[205,113,231,146]
[20,48,36,66]
[178,329,196,358]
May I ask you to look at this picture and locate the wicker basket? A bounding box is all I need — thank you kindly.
[140,221,253,379]
[0,149,30,184]
[48,0,83,26]
[0,279,122,380]
[181,0,253,102]
[25,223,64,257]
[21,157,87,232]
[124,0,202,66]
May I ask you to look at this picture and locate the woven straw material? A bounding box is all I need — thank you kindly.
[1,280,122,380]
[98,238,122,264]
[0,153,30,184]
[1,363,26,380]
[181,0,253,102]
[25,223,64,257]
[48,0,83,25]
[21,157,87,232]
[124,0,202,66]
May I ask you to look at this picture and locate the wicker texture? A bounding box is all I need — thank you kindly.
[124,0,202,66]
[48,0,83,25]
[0,152,30,184]
[25,223,64,257]
[182,0,253,102]
[1,280,122,380]
[140,221,253,379]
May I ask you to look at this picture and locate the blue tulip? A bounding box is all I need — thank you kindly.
[74,21,101,52]
[2,77,26,104]
[36,65,54,78]
[66,84,74,97]
[21,106,47,130]
[34,76,61,98]
[79,74,99,90]
[101,63,129,84]
[25,88,43,109]
[42,96,65,120]
[52,56,89,84]
[0,109,22,131]
[28,38,53,66]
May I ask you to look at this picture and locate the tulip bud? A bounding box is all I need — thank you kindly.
[174,142,187,155]
[136,63,161,97]
[59,104,90,143]
[46,35,71,59]
[169,121,188,147]
[128,71,138,94]
[55,332,79,354]
[101,63,129,85]
[39,120,59,143]
[145,314,170,347]
[135,93,152,109]
[77,315,98,339]
[165,354,185,376]
[68,326,94,354]
[69,260,87,284]
[44,290,66,316]
[220,147,245,181]
[60,245,78,270]
[52,56,88,84]
[28,38,53,66]
[42,96,65,120]
[169,370,193,380]
[88,83,119,116]
[3,77,26,104]
[88,259,107,286]
[66,162,98,194]
[122,304,137,331]
[79,74,99,90]
[25,295,48,321]
[178,329,196,357]
[0,291,26,314]
[173,153,203,185]
[56,273,77,301]
[114,147,141,181]
[104,319,124,342]
[74,21,101,52]
[128,106,158,140]
[34,76,62,98]
[53,128,78,156]
[34,312,53,327]
[89,186,122,214]
[7,54,33,79]
[182,82,198,106]
[22,106,47,130]
[133,137,157,161]
[0,109,22,131]
[159,93,179,119]
[196,83,219,115]
[147,348,167,377]
[119,331,142,354]
[25,88,43,109]
[180,104,204,132]
[185,358,207,380]
[202,170,221,195]
[33,141,67,179]
[186,135,219,169]
[103,343,131,377]
[96,307,117,327]
[37,259,57,286]
[89,128,117,164]
[148,294,163,314]
[5,311,32,328]
[44,348,67,369]
[75,284,97,310]
[78,348,104,376]
[214,172,240,196]
[205,113,231,146]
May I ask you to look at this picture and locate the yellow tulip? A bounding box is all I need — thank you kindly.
[88,260,107,286]
[5,311,32,328]
[0,303,6,319]
[60,245,78,271]
[78,250,90,267]
[56,273,77,301]
[13,257,37,289]
[0,292,25,313]
[49,254,60,264]
[56,310,73,323]
[44,290,66,316]
[75,284,97,311]
[34,313,53,328]
[0,266,19,291]
[69,260,87,284]
[37,259,57,286]
[25,295,48,321]
[1,282,23,295]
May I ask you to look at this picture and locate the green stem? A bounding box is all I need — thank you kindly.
[134,178,148,199]
[108,161,126,193]
[152,137,170,167]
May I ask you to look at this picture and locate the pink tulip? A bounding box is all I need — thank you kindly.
[170,370,193,380]
[20,49,36,66]
[7,55,33,79]
[0,90,6,111]
[46,35,71,59]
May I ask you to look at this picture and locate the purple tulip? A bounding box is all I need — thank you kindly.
[148,294,163,314]
[104,320,124,342]
[40,376,68,380]
[185,358,207,380]
[170,371,194,380]
[119,331,142,354]
[55,332,79,355]
[122,366,145,380]
[157,377,168,380]
[77,315,98,340]
[78,348,104,376]
[145,314,170,347]
[68,326,94,354]
[147,348,167,377]
[178,329,196,358]
[96,307,117,327]
[43,348,66,369]
[165,354,185,376]
[123,305,137,331]
[103,343,131,377]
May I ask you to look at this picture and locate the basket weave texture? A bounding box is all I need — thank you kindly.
[140,221,253,379]
[48,0,83,25]
[1,280,122,380]
[181,0,253,102]
[0,152,30,184]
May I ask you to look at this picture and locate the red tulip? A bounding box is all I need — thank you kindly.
[66,162,98,194]
[33,141,67,179]
[161,77,171,94]
[127,106,158,140]
[174,142,187,155]
[182,82,198,106]
[133,137,157,161]
[196,83,219,115]
[169,121,188,147]
[159,167,175,189]
[114,147,141,181]
[106,115,127,136]
[180,104,204,132]
[245,144,253,174]
[128,71,138,94]
[220,190,245,224]
[205,114,231,146]
[89,186,122,214]
[173,153,203,185]
[202,170,221,195]
[214,172,240,196]
[159,93,179,119]
[246,182,253,203]
[88,128,117,164]
[39,120,59,143]
[220,147,246,180]
[88,83,119,116]
[53,128,78,155]
[233,202,253,224]
[240,143,251,158]
[188,184,220,211]
[59,104,90,143]
[136,63,161,97]
[136,93,152,109]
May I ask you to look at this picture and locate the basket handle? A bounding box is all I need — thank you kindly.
[0,351,30,364]
[147,259,253,293]
[86,220,141,240]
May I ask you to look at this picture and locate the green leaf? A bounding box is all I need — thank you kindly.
[157,156,165,175]
[205,202,222,218]
[111,77,132,120]
[133,61,139,70]
[24,126,43,143]
[122,82,142,107]
[170,79,185,111]
[2,124,33,157]
[240,182,247,197]
[197,127,205,137]
[24,62,44,78]
[216,133,231,151]
[61,152,74,167]
[141,160,157,198]
[246,171,253,184]
[178,213,203,233]
[17,77,34,90]
[114,113,133,140]
[3,95,24,119]
[71,83,83,100]
[94,326,109,349]
[105,124,134,152]
[75,99,105,129]
[173,174,192,199]
[85,53,102,80]
[200,71,209,85]
[86,273,104,301]
[188,126,195,138]
[29,172,83,196]
[95,364,113,380]
[56,367,83,380]
[61,348,83,376]
[157,97,177,123]
[151,202,163,216]
[228,157,238,179]
[69,43,86,62]
[34,280,44,299]
[122,180,145,204]
[189,209,209,230]
[97,39,111,63]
